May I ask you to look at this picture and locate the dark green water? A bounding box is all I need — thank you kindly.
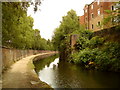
[34,55,120,88]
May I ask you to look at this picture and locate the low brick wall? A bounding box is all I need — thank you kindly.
[2,47,57,71]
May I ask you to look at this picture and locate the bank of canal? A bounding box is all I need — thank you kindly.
[34,55,120,88]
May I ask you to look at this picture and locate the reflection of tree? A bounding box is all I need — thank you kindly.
[57,60,106,88]
[34,54,59,73]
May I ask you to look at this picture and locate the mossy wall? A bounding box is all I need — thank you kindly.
[94,26,120,43]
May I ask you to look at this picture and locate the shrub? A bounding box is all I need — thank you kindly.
[70,48,99,65]
[88,36,105,48]
[80,30,93,40]
[75,30,93,50]
[75,37,88,50]
[70,29,120,72]
[69,52,81,64]
[94,42,120,71]
[71,41,120,72]
[103,42,120,71]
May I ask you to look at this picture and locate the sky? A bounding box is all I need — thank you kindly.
[27,0,94,40]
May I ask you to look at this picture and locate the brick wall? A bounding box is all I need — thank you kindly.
[79,15,85,25]
[79,0,115,31]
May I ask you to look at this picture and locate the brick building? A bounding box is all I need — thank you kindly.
[79,0,117,31]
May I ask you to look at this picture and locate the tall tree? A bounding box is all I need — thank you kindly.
[52,9,80,59]
[2,2,29,48]
[2,2,54,50]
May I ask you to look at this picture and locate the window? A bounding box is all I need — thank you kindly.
[85,9,87,13]
[85,16,87,22]
[111,5,117,11]
[91,13,94,18]
[98,21,100,26]
[91,5,93,9]
[97,0,100,5]
[98,9,100,15]
[92,24,94,29]
[111,6,114,11]
[111,3,120,11]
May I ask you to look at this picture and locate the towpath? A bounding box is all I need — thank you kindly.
[2,52,56,88]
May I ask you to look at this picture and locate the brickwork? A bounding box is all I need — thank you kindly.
[89,14,104,31]
[79,0,115,31]
[79,15,85,25]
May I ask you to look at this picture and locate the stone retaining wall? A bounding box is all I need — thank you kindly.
[2,47,57,71]
[94,26,120,43]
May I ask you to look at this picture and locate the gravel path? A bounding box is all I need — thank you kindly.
[2,53,55,88]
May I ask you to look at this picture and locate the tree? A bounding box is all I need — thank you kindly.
[2,2,29,48]
[52,9,80,59]
[2,2,55,50]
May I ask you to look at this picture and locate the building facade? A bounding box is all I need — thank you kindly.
[79,0,116,31]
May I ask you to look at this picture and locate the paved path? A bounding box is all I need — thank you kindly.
[2,53,55,88]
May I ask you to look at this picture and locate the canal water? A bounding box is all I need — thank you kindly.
[34,55,120,88]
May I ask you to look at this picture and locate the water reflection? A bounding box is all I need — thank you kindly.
[34,54,59,73]
[38,58,59,87]
[34,55,120,88]
[48,58,59,69]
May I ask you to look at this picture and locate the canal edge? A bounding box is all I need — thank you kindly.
[29,53,57,88]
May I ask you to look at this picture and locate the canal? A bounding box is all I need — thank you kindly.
[34,54,120,88]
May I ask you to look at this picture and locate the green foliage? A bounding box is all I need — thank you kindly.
[70,52,80,64]
[52,9,80,51]
[102,16,113,25]
[80,30,93,40]
[104,10,112,14]
[88,36,105,48]
[70,28,120,72]
[70,48,99,64]
[75,30,93,50]
[102,1,120,25]
[52,8,120,72]
[2,2,30,48]
[75,37,88,50]
[71,41,120,72]
[95,42,120,71]
[2,2,54,50]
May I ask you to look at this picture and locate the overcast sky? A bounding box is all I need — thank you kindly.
[27,0,94,40]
